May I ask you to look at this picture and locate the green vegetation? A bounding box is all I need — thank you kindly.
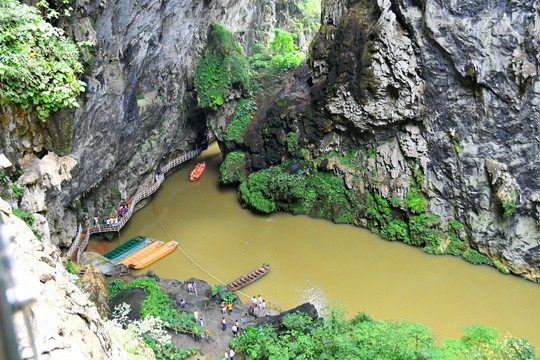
[108,278,181,324]
[250,29,305,77]
[11,184,24,199]
[463,249,493,266]
[446,220,466,256]
[108,278,206,359]
[219,151,247,184]
[238,160,357,224]
[502,198,516,217]
[286,131,296,156]
[109,302,199,360]
[291,0,322,35]
[0,0,86,121]
[225,99,256,144]
[195,23,249,110]
[231,305,537,360]
[12,208,40,241]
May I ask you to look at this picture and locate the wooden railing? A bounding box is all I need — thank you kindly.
[67,149,201,262]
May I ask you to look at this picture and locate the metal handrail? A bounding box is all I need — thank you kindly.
[67,149,201,261]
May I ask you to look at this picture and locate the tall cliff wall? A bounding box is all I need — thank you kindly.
[0,0,316,246]
[236,0,540,280]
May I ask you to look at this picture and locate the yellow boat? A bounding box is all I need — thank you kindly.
[117,240,164,266]
[128,241,178,269]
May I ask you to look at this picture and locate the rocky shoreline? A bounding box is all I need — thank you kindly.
[85,253,316,359]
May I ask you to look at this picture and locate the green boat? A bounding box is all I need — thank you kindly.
[109,238,154,264]
[103,236,145,260]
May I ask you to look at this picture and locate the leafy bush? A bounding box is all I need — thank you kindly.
[108,277,180,324]
[502,199,516,217]
[225,99,256,144]
[463,249,493,266]
[11,184,25,199]
[231,306,537,360]
[219,151,247,184]
[195,24,249,110]
[404,187,427,214]
[12,208,40,241]
[0,0,86,121]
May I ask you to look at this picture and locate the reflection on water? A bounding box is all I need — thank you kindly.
[89,143,540,347]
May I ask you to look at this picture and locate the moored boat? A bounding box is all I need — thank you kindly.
[118,240,165,266]
[226,263,270,291]
[128,241,178,269]
[109,238,154,264]
[103,236,145,260]
[189,162,206,181]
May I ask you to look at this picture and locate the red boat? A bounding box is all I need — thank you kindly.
[190,162,206,181]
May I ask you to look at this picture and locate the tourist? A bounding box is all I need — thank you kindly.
[227,302,233,315]
[262,299,266,309]
[229,348,235,360]
[193,282,198,296]
[194,309,199,323]
[180,299,185,308]
[221,302,227,315]
[252,296,258,307]
[232,324,238,336]
[224,351,229,359]
[221,317,226,331]
[93,217,98,226]
[258,295,263,308]
[199,318,204,327]
[188,283,193,294]
[235,319,239,328]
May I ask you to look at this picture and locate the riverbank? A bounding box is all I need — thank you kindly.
[85,142,540,348]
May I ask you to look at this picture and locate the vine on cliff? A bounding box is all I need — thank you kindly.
[0,0,86,121]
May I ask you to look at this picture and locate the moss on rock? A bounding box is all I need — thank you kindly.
[194,24,250,110]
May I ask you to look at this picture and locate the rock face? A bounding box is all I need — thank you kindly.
[0,0,318,247]
[237,0,540,281]
[0,198,125,359]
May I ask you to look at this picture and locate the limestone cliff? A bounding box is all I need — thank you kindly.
[0,197,125,359]
[232,0,540,280]
[0,0,317,247]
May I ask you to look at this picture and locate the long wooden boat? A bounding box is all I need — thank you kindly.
[109,238,154,264]
[103,236,145,260]
[189,162,206,181]
[226,263,270,292]
[118,240,165,266]
[128,241,178,269]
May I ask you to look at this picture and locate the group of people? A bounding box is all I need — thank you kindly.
[221,301,233,315]
[94,200,130,227]
[224,348,235,360]
[250,295,266,309]
[187,282,198,295]
[220,316,241,335]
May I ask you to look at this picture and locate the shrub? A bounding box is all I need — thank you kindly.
[219,151,247,184]
[0,0,86,121]
[225,99,256,144]
[463,249,493,266]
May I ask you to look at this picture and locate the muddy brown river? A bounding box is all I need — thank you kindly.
[89,143,540,347]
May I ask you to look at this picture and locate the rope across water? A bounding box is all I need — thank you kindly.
[152,199,286,313]
[152,200,253,301]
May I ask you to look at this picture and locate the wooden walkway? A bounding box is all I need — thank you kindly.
[67,149,201,262]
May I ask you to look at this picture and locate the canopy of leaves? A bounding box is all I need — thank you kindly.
[231,305,538,360]
[0,0,85,121]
